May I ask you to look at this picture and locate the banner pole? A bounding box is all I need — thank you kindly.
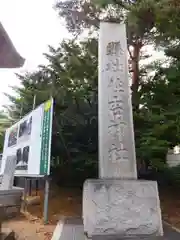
[24,95,36,209]
[43,76,54,224]
[19,100,28,212]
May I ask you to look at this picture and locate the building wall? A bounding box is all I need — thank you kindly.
[167,151,180,168]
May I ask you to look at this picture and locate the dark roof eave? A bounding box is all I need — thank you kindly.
[0,22,25,68]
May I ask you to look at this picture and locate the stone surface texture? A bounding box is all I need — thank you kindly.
[0,156,17,190]
[0,228,15,240]
[83,179,163,238]
[98,22,137,179]
[0,187,23,219]
[51,217,180,240]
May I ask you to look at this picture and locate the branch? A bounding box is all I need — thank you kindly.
[128,46,133,60]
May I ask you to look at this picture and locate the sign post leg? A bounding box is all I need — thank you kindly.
[43,177,49,224]
[23,177,28,211]
[35,179,38,196]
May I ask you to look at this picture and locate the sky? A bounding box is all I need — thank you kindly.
[0,0,69,109]
[0,0,165,110]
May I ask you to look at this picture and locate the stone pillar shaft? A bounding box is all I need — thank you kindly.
[98,22,137,179]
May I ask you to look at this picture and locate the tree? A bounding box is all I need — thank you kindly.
[6,1,180,184]
[55,0,159,111]
[55,0,167,175]
[135,59,180,178]
[5,38,98,186]
[0,111,12,152]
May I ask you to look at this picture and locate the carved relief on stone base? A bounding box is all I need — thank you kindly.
[83,179,163,238]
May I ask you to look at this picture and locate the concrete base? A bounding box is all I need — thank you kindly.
[0,187,23,219]
[51,217,180,240]
[0,228,15,240]
[83,179,163,238]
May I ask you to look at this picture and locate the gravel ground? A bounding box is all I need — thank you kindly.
[2,216,55,240]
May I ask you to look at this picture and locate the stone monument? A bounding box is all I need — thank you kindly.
[83,22,163,239]
[0,156,17,190]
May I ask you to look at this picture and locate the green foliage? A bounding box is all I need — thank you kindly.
[5,35,180,184]
[0,111,12,152]
[135,60,180,172]
[2,0,180,186]
[4,38,98,185]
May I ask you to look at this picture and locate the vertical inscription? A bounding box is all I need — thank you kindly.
[106,41,129,163]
